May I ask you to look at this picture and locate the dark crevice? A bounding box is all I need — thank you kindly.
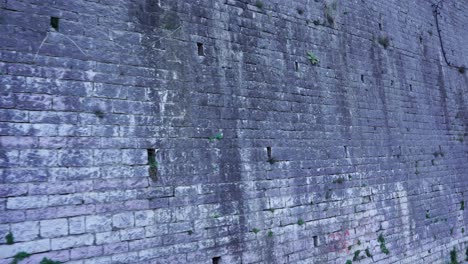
[197,42,204,56]
[266,146,277,164]
[147,149,158,181]
[50,17,59,31]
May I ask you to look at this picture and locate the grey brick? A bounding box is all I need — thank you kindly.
[95,231,120,245]
[0,239,50,258]
[119,227,145,241]
[134,210,155,227]
[51,234,94,250]
[0,109,28,122]
[52,96,83,111]
[0,136,37,149]
[69,216,86,235]
[29,111,78,124]
[40,218,68,238]
[112,212,135,229]
[85,215,112,233]
[1,168,49,183]
[19,149,58,167]
[10,221,39,241]
[58,150,93,167]
[7,196,48,209]
[121,149,147,165]
[70,245,103,260]
[14,94,52,110]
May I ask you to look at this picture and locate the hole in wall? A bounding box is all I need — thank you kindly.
[360,74,364,83]
[212,257,221,264]
[378,23,382,30]
[50,17,59,31]
[197,42,204,56]
[419,36,423,44]
[266,146,276,164]
[313,235,318,247]
[409,84,412,91]
[147,149,158,181]
[295,61,299,71]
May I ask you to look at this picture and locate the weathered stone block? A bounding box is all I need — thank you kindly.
[40,218,68,238]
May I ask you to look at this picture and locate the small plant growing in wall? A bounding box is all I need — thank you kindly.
[297,219,304,225]
[324,3,336,26]
[10,252,31,264]
[332,177,345,184]
[267,231,274,237]
[209,132,223,142]
[147,149,158,181]
[345,260,352,264]
[378,234,390,254]
[461,200,465,210]
[449,247,458,264]
[149,159,158,171]
[377,36,390,49]
[40,258,62,264]
[307,51,320,65]
[458,66,466,74]
[93,109,105,119]
[5,232,14,245]
[252,228,260,234]
[353,250,361,261]
[255,0,263,9]
[365,248,373,258]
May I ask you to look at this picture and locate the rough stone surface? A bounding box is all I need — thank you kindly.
[1,0,468,263]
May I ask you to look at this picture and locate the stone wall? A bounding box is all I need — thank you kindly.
[1,0,468,263]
